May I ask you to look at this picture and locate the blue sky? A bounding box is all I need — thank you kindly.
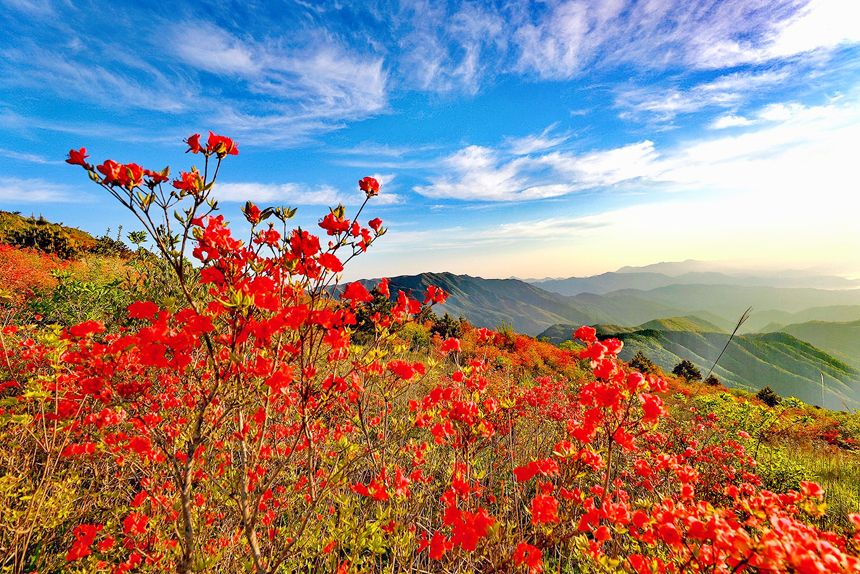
[1,0,859,280]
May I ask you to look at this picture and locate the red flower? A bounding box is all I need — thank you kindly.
[514,459,559,482]
[243,202,262,225]
[368,217,383,232]
[127,301,159,321]
[144,168,169,185]
[318,252,344,273]
[359,176,380,197]
[376,278,390,298]
[172,169,203,195]
[97,159,122,185]
[639,393,665,424]
[206,131,238,157]
[66,523,102,562]
[342,282,373,304]
[119,163,145,188]
[800,481,824,499]
[122,512,148,536]
[319,212,350,235]
[428,531,449,560]
[66,147,89,167]
[512,543,543,573]
[574,325,597,343]
[440,337,461,353]
[531,494,559,525]
[185,133,203,154]
[67,320,105,338]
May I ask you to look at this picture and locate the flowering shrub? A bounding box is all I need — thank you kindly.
[0,134,858,573]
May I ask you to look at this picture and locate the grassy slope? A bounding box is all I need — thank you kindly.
[613,330,860,410]
[0,210,98,248]
[776,319,860,370]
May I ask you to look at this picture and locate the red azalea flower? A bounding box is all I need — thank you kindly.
[144,168,169,185]
[513,542,543,573]
[531,494,559,525]
[185,133,203,154]
[172,169,203,195]
[359,176,380,197]
[342,282,373,304]
[574,325,597,343]
[318,252,344,273]
[440,337,461,353]
[243,202,262,224]
[97,159,122,185]
[66,147,89,167]
[206,131,238,157]
[66,523,102,562]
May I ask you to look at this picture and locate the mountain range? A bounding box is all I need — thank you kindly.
[379,272,860,337]
[367,265,860,410]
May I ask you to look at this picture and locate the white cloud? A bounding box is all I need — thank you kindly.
[710,114,754,129]
[214,181,401,206]
[413,89,860,205]
[705,0,860,66]
[505,124,570,155]
[168,21,388,144]
[0,43,193,113]
[414,145,577,201]
[413,137,661,201]
[539,141,660,186]
[0,148,62,164]
[512,0,860,78]
[617,70,789,120]
[396,0,506,93]
[0,177,82,203]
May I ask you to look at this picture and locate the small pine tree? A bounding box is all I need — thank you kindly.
[630,351,658,374]
[704,375,721,387]
[756,386,781,407]
[672,359,702,382]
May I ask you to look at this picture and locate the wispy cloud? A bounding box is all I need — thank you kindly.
[0,148,62,164]
[617,70,790,121]
[0,42,194,113]
[413,145,576,201]
[214,178,401,207]
[0,177,84,203]
[511,0,857,78]
[413,137,660,202]
[505,124,570,155]
[396,0,506,93]
[168,21,388,144]
[709,114,755,130]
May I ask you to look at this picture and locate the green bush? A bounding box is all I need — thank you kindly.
[757,386,782,407]
[672,359,702,382]
[4,220,80,259]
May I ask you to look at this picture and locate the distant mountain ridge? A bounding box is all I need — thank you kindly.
[372,272,594,336]
[532,269,860,296]
[362,272,860,337]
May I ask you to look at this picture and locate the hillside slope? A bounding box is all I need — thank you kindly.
[617,330,859,410]
[539,320,860,410]
[776,319,860,370]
